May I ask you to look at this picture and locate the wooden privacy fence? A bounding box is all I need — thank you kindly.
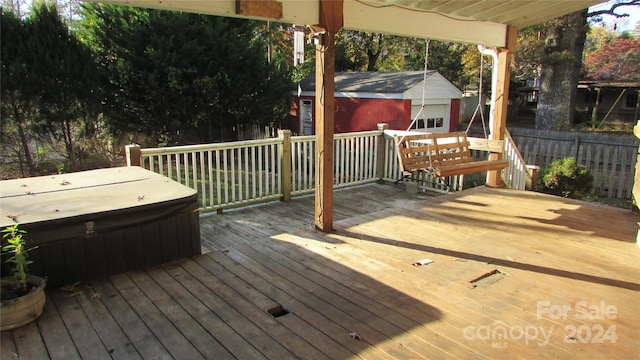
[509,128,638,199]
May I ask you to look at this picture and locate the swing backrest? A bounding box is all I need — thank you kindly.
[396,131,509,177]
[395,134,435,173]
[396,132,473,172]
[427,132,474,169]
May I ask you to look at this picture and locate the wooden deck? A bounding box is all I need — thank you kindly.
[2,184,639,359]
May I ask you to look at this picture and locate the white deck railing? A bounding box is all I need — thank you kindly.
[125,127,532,211]
[501,129,533,190]
[127,138,283,211]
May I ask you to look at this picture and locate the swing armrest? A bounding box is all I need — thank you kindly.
[467,137,504,153]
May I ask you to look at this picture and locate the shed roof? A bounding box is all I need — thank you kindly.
[300,70,439,93]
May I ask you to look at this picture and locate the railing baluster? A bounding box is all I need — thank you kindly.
[251,146,256,199]
[215,150,221,207]
[270,143,277,194]
[176,154,182,185]
[276,143,282,194]
[231,149,237,203]
[199,151,206,207]
[223,149,229,204]
[149,156,155,173]
[191,151,198,197]
[300,141,306,192]
[244,147,250,201]
[207,150,213,208]
[258,146,264,197]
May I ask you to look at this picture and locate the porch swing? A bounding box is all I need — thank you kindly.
[395,41,509,181]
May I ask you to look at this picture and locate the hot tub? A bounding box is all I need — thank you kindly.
[0,167,200,288]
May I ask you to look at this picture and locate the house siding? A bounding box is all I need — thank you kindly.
[575,87,640,123]
[450,99,461,130]
[290,97,411,134]
[335,97,409,133]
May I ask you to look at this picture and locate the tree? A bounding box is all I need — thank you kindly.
[534,0,640,130]
[583,38,640,80]
[1,9,39,176]
[584,25,616,59]
[329,30,470,88]
[2,3,98,176]
[1,0,29,17]
[79,4,293,146]
[535,10,588,130]
[27,3,100,170]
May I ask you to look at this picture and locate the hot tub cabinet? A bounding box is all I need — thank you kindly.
[0,167,200,288]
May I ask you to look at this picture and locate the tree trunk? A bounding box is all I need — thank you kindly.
[16,119,36,176]
[63,119,77,170]
[535,10,588,130]
[366,34,382,71]
[10,102,37,176]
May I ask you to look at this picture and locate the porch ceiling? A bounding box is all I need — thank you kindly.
[83,0,604,47]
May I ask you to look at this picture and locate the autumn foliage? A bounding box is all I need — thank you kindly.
[583,38,640,81]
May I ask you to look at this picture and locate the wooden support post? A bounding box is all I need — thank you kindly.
[314,0,343,232]
[125,144,142,167]
[376,123,389,182]
[591,87,601,125]
[634,120,640,246]
[279,129,292,202]
[487,25,517,188]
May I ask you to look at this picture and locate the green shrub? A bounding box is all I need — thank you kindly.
[538,157,593,199]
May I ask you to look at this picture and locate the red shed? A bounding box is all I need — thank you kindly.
[291,71,462,135]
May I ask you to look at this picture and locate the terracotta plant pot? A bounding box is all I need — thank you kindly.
[0,275,46,331]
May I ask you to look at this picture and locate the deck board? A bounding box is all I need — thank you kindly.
[2,184,639,359]
[51,290,112,359]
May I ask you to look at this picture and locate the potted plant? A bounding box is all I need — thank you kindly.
[0,224,46,331]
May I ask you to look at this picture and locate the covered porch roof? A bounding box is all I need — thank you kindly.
[87,0,602,46]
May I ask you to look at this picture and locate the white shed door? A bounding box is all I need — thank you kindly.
[410,104,448,132]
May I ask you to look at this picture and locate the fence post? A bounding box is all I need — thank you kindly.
[279,129,292,202]
[376,123,389,182]
[125,144,142,167]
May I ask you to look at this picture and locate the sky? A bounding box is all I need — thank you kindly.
[589,1,640,31]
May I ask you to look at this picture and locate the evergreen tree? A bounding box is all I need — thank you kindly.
[27,3,100,170]
[79,4,292,145]
[1,9,39,175]
[2,3,98,175]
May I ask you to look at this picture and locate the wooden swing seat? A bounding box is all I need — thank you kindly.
[396,131,509,178]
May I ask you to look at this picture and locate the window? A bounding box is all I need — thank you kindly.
[625,92,638,109]
[411,119,425,130]
[426,117,444,128]
[411,117,444,130]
